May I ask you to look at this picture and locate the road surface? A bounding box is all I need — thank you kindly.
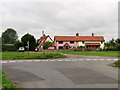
[2,54,119,88]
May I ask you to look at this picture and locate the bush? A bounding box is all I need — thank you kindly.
[43,42,53,49]
[2,45,17,52]
[114,60,120,68]
[14,41,23,49]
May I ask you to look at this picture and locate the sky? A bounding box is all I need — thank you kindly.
[1,0,119,42]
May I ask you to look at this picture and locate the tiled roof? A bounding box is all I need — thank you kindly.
[39,36,49,42]
[85,43,100,45]
[54,36,104,41]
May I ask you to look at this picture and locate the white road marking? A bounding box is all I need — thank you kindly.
[1,58,119,63]
[79,59,83,61]
[9,61,16,63]
[34,60,40,62]
[1,61,7,63]
[113,59,118,61]
[42,60,48,61]
[50,60,56,61]
[17,60,24,62]
[58,60,63,61]
[65,60,71,61]
[86,59,91,61]
[93,59,97,61]
[72,60,77,61]
[107,59,112,61]
[26,60,33,62]
[99,59,104,60]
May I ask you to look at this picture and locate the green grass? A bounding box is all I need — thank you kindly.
[1,52,66,60]
[114,60,120,68]
[0,71,16,89]
[58,51,119,57]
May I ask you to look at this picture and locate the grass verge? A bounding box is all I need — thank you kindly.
[0,71,16,89]
[114,60,120,68]
[59,51,119,57]
[2,52,66,60]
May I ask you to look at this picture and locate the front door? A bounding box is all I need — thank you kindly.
[66,46,68,49]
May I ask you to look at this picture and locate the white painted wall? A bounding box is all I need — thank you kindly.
[77,41,104,49]
[100,42,104,49]
[45,37,53,42]
[77,42,85,46]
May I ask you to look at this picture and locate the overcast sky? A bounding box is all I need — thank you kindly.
[1,0,119,41]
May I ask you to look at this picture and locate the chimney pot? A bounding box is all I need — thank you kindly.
[76,33,79,37]
[43,34,45,37]
[92,33,94,37]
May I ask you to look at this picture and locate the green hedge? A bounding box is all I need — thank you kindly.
[114,60,120,68]
[2,45,17,52]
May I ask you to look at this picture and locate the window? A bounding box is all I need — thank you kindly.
[82,41,85,44]
[59,41,63,44]
[70,41,74,44]
[101,41,103,44]
[59,46,63,49]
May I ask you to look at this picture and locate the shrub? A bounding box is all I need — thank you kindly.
[114,60,120,68]
[2,45,17,52]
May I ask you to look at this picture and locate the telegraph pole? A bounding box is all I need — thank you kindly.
[27,41,29,55]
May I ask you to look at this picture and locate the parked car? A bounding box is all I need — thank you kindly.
[19,47,25,52]
[35,48,38,52]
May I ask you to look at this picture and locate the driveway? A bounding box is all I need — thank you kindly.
[2,55,119,88]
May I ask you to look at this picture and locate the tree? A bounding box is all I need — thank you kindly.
[105,38,118,51]
[2,28,18,44]
[43,41,53,49]
[21,33,36,51]
[14,40,24,49]
[115,38,120,44]
[115,38,120,51]
[0,37,2,52]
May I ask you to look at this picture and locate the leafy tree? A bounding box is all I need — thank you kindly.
[14,40,24,49]
[36,39,40,47]
[2,28,18,44]
[115,38,120,44]
[105,38,118,51]
[21,33,36,51]
[43,41,53,49]
[115,38,120,51]
[0,37,2,52]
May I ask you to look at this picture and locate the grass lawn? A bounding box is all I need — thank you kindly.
[2,52,66,60]
[114,60,120,68]
[0,71,16,89]
[58,51,119,57]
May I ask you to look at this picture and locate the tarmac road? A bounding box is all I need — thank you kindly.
[2,54,119,88]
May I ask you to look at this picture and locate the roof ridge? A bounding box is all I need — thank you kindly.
[54,36,103,37]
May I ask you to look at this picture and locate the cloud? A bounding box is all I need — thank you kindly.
[1,0,119,41]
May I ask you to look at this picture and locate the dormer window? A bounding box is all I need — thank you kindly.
[70,41,74,44]
[82,41,85,44]
[59,41,63,44]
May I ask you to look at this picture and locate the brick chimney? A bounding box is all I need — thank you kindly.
[76,33,79,37]
[43,34,45,37]
[92,33,94,37]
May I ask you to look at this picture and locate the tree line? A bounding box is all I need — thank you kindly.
[1,28,38,51]
[0,28,120,51]
[105,38,120,51]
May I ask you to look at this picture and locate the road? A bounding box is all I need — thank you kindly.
[2,54,119,88]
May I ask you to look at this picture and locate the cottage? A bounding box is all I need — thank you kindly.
[54,33,105,50]
[38,34,53,50]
